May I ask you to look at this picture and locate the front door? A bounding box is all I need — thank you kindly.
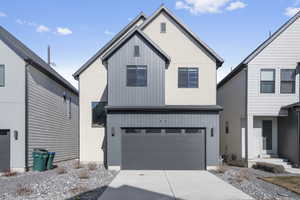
[262,120,272,153]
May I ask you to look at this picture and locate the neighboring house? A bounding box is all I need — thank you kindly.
[73,5,224,170]
[217,11,300,167]
[0,26,79,172]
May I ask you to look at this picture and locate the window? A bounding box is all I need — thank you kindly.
[92,102,107,127]
[185,128,200,134]
[165,128,182,134]
[281,69,295,94]
[126,65,147,87]
[178,68,199,88]
[134,45,140,57]
[0,65,5,87]
[124,128,142,134]
[145,128,162,134]
[160,22,166,33]
[225,121,229,134]
[260,69,275,93]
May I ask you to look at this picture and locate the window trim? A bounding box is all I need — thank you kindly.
[178,67,199,88]
[260,69,275,94]
[126,65,147,87]
[160,22,166,33]
[91,101,107,128]
[0,64,5,87]
[280,69,296,94]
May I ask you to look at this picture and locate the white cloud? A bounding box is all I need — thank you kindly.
[36,25,50,33]
[175,0,247,14]
[56,27,72,36]
[226,1,247,11]
[285,7,300,17]
[0,12,7,17]
[104,29,114,36]
[175,0,231,14]
[16,19,37,27]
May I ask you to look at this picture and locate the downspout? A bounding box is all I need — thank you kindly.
[297,62,300,167]
[24,62,30,171]
[244,66,249,165]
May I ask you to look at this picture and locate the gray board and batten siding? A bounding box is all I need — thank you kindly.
[106,32,167,106]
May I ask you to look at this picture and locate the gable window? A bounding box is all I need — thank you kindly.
[260,69,275,93]
[126,65,147,87]
[92,102,107,127]
[178,68,198,88]
[281,69,295,94]
[0,65,5,87]
[134,45,140,57]
[160,22,166,33]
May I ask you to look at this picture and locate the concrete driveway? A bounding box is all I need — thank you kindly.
[98,170,253,200]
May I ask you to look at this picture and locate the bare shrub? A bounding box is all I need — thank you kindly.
[2,170,17,177]
[16,184,33,196]
[87,162,97,171]
[78,169,89,179]
[73,161,83,169]
[216,164,228,174]
[69,185,88,195]
[234,169,250,183]
[56,167,67,175]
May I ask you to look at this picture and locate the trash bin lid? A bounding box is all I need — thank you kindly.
[48,152,56,155]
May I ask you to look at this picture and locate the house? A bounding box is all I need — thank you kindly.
[217,11,300,168]
[0,26,79,172]
[73,5,224,170]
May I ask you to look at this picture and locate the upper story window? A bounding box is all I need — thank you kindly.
[126,65,147,87]
[260,69,275,93]
[281,69,296,94]
[134,45,140,57]
[92,102,107,127]
[160,22,166,33]
[178,67,199,88]
[0,65,5,87]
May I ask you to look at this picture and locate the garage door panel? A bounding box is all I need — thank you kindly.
[122,129,206,170]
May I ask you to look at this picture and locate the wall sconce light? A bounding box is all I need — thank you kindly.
[14,130,18,140]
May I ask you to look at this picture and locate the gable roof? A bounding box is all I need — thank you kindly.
[140,5,224,67]
[73,12,147,79]
[0,26,78,94]
[101,27,171,65]
[218,10,300,89]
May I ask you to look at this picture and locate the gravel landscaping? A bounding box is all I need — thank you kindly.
[211,166,300,200]
[0,160,118,200]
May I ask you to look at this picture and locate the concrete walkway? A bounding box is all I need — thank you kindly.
[98,171,253,200]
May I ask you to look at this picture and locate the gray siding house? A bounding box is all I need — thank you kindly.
[217,11,300,168]
[0,26,79,172]
[73,5,223,170]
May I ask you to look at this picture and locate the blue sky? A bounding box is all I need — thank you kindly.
[1,0,300,87]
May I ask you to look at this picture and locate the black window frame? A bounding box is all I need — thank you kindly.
[260,69,275,94]
[91,101,107,128]
[126,65,147,87]
[160,22,166,33]
[133,45,140,57]
[0,64,4,87]
[280,69,296,94]
[178,67,199,88]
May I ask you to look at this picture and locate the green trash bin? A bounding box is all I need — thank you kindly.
[32,148,48,171]
[46,152,55,170]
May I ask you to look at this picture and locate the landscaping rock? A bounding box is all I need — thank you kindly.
[0,160,118,200]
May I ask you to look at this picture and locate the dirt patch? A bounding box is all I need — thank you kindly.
[261,176,300,195]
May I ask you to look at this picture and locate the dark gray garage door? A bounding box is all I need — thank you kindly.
[121,128,206,170]
[0,130,10,172]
